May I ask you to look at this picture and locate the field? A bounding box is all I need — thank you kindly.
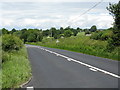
[27,32,119,61]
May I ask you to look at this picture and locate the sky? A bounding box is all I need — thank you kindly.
[0,0,119,30]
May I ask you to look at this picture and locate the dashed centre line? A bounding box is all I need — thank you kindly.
[27,86,34,90]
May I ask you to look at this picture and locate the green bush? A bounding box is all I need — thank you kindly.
[85,31,91,35]
[90,30,112,40]
[2,34,23,52]
[2,50,10,63]
[90,32,103,40]
[64,30,73,37]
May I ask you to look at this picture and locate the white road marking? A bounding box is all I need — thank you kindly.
[67,58,74,61]
[89,68,98,72]
[33,46,120,79]
[27,86,34,90]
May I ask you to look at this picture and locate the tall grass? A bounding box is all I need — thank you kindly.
[27,32,119,60]
[2,46,31,88]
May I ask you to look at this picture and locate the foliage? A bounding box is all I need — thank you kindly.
[64,30,73,37]
[28,32,119,60]
[10,28,17,34]
[2,46,31,88]
[85,31,91,35]
[89,25,97,32]
[90,29,112,40]
[2,28,9,35]
[2,34,23,52]
[107,1,120,49]
[43,30,50,36]
[90,31,103,40]
[1,33,31,88]
[14,28,43,43]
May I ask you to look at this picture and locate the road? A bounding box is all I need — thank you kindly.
[24,45,119,88]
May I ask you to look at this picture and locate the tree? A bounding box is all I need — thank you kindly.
[107,1,120,50]
[43,30,50,36]
[60,27,64,34]
[90,25,97,32]
[36,32,43,42]
[20,29,28,43]
[26,29,43,42]
[2,28,9,34]
[64,30,73,37]
[50,27,57,37]
[2,34,23,51]
[10,28,17,34]
[27,33,36,42]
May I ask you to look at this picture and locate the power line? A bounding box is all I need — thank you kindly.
[67,0,103,24]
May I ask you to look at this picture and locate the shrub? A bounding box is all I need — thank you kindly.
[2,34,23,52]
[2,50,10,63]
[85,31,91,35]
[64,30,73,37]
[90,32,103,40]
[106,38,115,52]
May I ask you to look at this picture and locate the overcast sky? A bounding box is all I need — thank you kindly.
[0,0,119,30]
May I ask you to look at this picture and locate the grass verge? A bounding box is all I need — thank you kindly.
[26,32,119,61]
[2,46,31,88]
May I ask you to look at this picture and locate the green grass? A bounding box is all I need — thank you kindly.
[2,46,31,88]
[27,32,119,61]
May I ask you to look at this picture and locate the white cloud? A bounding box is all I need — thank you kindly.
[67,13,114,28]
[1,13,113,29]
[0,1,115,29]
[1,18,14,26]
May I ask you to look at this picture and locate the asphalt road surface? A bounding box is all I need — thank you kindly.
[24,45,119,88]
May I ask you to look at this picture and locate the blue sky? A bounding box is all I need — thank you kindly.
[0,0,119,30]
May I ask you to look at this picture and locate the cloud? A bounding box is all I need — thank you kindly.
[0,2,115,30]
[67,13,114,28]
[1,13,113,29]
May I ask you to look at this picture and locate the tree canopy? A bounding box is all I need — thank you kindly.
[107,1,120,48]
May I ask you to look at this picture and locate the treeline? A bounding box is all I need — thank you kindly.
[1,25,99,43]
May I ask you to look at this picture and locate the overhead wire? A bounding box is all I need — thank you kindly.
[67,0,104,24]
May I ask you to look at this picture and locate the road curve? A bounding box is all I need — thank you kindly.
[24,45,119,88]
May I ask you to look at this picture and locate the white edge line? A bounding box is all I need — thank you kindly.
[38,47,120,79]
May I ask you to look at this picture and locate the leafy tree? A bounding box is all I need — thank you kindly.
[27,29,43,42]
[107,1,120,48]
[43,30,50,36]
[90,31,103,40]
[77,27,82,32]
[20,28,28,43]
[64,26,71,31]
[49,27,57,37]
[72,30,78,36]
[2,28,9,34]
[64,30,73,37]
[60,27,64,34]
[90,25,97,32]
[36,32,43,42]
[10,28,17,34]
[27,33,36,42]
[2,34,23,51]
